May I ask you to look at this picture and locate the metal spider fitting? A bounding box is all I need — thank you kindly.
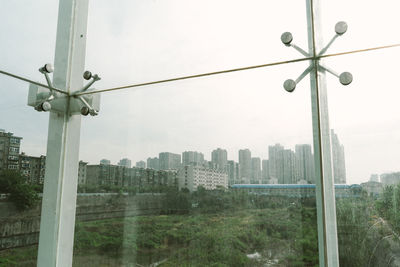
[28,64,101,116]
[281,21,353,93]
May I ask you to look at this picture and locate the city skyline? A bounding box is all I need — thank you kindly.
[3,126,399,187]
[2,126,347,185]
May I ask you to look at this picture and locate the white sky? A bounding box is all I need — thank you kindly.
[0,0,399,184]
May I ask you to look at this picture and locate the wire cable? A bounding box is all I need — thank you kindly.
[0,69,67,94]
[320,43,400,59]
[75,56,314,96]
[1,43,400,97]
[76,43,400,96]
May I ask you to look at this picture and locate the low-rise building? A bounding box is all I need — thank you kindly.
[178,165,228,192]
[0,130,22,172]
[360,181,383,197]
[19,154,46,184]
[86,164,177,191]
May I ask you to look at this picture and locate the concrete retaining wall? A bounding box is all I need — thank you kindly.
[0,193,164,250]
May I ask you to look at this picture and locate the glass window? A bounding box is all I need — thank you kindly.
[1,0,399,266]
[327,48,400,266]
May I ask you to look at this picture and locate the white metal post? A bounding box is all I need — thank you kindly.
[37,0,89,266]
[306,0,339,266]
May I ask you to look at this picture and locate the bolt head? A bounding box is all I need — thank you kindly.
[281,32,293,46]
[283,79,296,92]
[41,101,51,112]
[339,72,353,85]
[335,21,348,35]
[81,106,90,116]
[83,71,92,80]
[39,63,54,74]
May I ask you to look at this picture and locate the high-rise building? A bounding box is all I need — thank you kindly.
[147,157,160,170]
[118,158,132,168]
[227,160,240,185]
[295,144,315,184]
[282,149,296,184]
[370,174,379,182]
[211,148,228,170]
[136,160,146,169]
[268,144,284,183]
[331,130,346,184]
[380,172,400,186]
[100,159,111,165]
[0,130,22,171]
[239,149,251,183]
[262,160,269,183]
[182,151,204,166]
[178,165,228,192]
[251,157,261,184]
[159,152,181,170]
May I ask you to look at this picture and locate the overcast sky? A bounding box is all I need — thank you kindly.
[1,0,399,184]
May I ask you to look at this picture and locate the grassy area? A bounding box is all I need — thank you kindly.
[0,206,318,267]
[71,207,318,266]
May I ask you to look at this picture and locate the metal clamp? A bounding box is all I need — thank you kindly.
[281,21,353,92]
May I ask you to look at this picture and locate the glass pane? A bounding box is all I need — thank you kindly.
[73,56,320,266]
[0,1,57,265]
[0,84,50,264]
[85,0,309,91]
[327,48,400,265]
[320,0,400,54]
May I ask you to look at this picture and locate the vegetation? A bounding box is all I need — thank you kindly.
[0,170,39,210]
[2,186,400,266]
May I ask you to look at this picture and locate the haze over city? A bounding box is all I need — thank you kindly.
[1,0,400,184]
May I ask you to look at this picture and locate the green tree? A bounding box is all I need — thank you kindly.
[0,170,39,210]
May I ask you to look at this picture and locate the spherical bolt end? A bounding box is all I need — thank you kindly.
[45,63,54,73]
[339,72,353,85]
[83,71,92,80]
[81,106,90,116]
[281,32,293,46]
[41,101,51,112]
[283,79,296,92]
[335,21,348,35]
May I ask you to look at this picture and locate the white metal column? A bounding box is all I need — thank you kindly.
[37,0,89,266]
[306,0,339,266]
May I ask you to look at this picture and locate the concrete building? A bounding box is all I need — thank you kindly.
[211,148,228,170]
[282,149,296,184]
[0,130,22,172]
[380,172,400,186]
[147,157,160,170]
[87,164,129,186]
[262,160,269,183]
[136,160,146,169]
[100,159,111,165]
[182,151,204,166]
[361,181,383,197]
[227,160,240,186]
[239,149,251,183]
[268,144,284,183]
[86,164,177,190]
[370,174,380,182]
[178,165,228,192]
[19,153,46,184]
[295,144,315,184]
[19,154,86,185]
[118,158,131,168]
[251,157,261,184]
[78,161,88,185]
[331,129,347,184]
[159,152,181,170]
